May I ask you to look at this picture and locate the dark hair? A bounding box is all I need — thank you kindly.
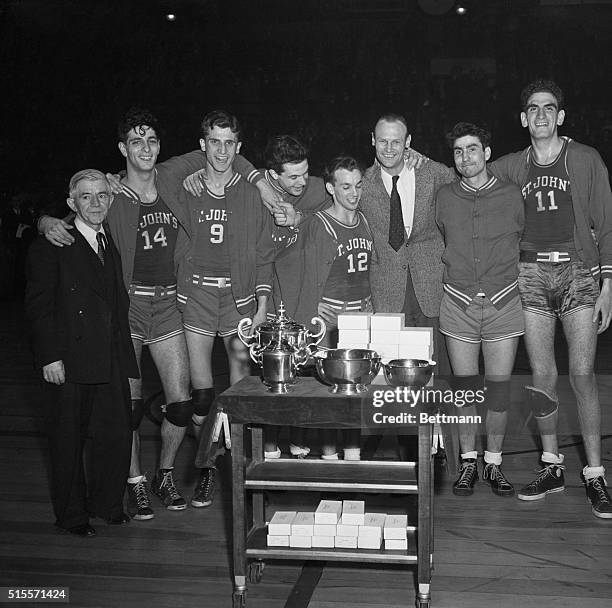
[445,122,491,150]
[264,135,308,173]
[373,113,410,134]
[200,110,241,140]
[117,107,161,143]
[323,156,363,186]
[520,79,564,111]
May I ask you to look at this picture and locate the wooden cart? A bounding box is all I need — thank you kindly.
[198,376,446,608]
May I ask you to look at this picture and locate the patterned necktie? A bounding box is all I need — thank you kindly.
[388,175,405,251]
[96,232,107,266]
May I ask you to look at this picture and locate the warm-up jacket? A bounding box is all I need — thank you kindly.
[108,151,260,290]
[489,137,612,281]
[275,210,375,329]
[177,172,275,315]
[436,175,524,311]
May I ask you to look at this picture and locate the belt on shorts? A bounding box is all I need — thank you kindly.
[129,284,177,297]
[520,251,576,263]
[192,274,232,288]
[321,295,372,311]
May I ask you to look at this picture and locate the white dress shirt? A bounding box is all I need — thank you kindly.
[75,217,107,253]
[380,162,416,240]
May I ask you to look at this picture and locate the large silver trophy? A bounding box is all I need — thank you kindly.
[237,302,326,393]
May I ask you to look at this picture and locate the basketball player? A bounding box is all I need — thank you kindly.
[178,110,274,507]
[276,156,374,460]
[436,122,524,498]
[489,80,612,518]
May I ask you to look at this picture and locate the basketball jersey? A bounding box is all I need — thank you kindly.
[192,187,230,276]
[132,195,179,285]
[521,138,575,250]
[322,212,373,301]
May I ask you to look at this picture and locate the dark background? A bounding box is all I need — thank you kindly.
[2,0,612,210]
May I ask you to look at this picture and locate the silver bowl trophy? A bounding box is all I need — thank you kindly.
[237,302,326,393]
[313,348,382,395]
[383,359,436,388]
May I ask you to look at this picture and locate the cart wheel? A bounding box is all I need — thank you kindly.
[247,560,265,584]
[232,590,246,608]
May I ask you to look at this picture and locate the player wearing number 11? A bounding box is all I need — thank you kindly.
[488,80,612,518]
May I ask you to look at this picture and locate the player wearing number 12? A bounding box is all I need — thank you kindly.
[276,156,374,460]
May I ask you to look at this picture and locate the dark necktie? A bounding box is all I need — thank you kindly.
[388,175,405,251]
[96,232,107,266]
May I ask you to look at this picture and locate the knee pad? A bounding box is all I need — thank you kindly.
[484,380,511,413]
[450,374,482,407]
[526,385,558,419]
[192,388,216,417]
[131,398,145,431]
[165,399,194,427]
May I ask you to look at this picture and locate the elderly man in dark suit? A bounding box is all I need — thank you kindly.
[25,169,138,537]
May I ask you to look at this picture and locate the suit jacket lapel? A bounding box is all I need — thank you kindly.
[71,226,106,299]
[412,168,428,237]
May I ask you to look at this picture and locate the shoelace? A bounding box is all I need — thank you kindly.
[133,479,150,507]
[589,478,611,503]
[525,464,565,488]
[485,464,507,484]
[161,471,182,501]
[456,462,476,487]
[198,470,216,495]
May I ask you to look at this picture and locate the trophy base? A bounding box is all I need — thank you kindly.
[265,382,292,394]
[329,383,367,395]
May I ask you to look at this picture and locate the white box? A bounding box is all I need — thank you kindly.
[385,538,408,550]
[312,535,336,548]
[337,342,367,351]
[290,535,312,548]
[384,514,408,540]
[267,534,290,547]
[338,329,370,345]
[268,511,297,536]
[337,312,371,330]
[341,500,365,525]
[336,523,359,537]
[291,512,315,536]
[398,327,433,346]
[397,345,432,361]
[335,536,358,549]
[359,513,387,537]
[369,330,400,345]
[315,500,342,524]
[370,313,405,331]
[369,343,399,361]
[313,523,337,537]
[358,535,382,549]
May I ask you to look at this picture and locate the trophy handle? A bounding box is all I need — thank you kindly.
[249,342,265,365]
[307,316,326,346]
[237,317,255,347]
[294,345,311,369]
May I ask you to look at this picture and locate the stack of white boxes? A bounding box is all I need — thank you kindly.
[337,313,433,363]
[383,514,408,550]
[267,501,408,551]
[313,500,341,548]
[336,313,434,386]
